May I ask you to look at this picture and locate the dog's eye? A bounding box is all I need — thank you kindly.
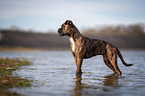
[61,25,65,28]
[61,25,65,29]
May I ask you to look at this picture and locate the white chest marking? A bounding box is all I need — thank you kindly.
[69,37,75,52]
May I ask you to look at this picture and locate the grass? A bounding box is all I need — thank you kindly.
[0,57,33,96]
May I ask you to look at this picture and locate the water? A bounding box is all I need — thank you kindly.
[0,50,145,96]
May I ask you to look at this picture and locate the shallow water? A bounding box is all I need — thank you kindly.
[0,50,145,96]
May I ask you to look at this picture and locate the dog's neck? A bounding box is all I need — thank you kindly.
[69,25,82,42]
[69,25,83,52]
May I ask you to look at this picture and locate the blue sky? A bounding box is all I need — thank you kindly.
[0,0,145,32]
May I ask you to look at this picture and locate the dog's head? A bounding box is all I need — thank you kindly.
[58,20,74,36]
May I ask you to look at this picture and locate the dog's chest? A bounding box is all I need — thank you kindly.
[69,37,75,52]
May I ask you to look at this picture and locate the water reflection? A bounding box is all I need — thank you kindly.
[73,74,118,96]
[73,75,83,96]
[103,74,118,86]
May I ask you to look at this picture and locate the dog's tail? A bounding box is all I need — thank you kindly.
[117,48,133,67]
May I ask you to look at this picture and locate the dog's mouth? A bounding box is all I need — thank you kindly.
[57,28,66,36]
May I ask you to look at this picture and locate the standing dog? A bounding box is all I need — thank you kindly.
[58,20,133,77]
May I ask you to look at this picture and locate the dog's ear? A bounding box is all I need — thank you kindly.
[68,21,72,25]
[65,20,73,25]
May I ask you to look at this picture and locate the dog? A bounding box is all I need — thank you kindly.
[58,20,133,77]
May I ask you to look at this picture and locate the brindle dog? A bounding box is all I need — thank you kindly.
[58,20,133,77]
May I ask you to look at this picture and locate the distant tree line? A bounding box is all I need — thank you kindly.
[82,23,145,35]
[1,23,145,35]
[0,24,145,49]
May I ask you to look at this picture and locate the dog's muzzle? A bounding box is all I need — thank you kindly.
[57,28,65,36]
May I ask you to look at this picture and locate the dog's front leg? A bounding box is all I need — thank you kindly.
[74,56,83,78]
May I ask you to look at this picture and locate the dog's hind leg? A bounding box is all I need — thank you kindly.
[106,49,122,76]
[103,54,117,74]
[111,54,122,76]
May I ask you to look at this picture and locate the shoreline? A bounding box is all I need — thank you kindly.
[0,46,69,51]
[0,46,145,51]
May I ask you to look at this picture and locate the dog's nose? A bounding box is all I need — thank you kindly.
[58,28,61,32]
[57,28,62,33]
